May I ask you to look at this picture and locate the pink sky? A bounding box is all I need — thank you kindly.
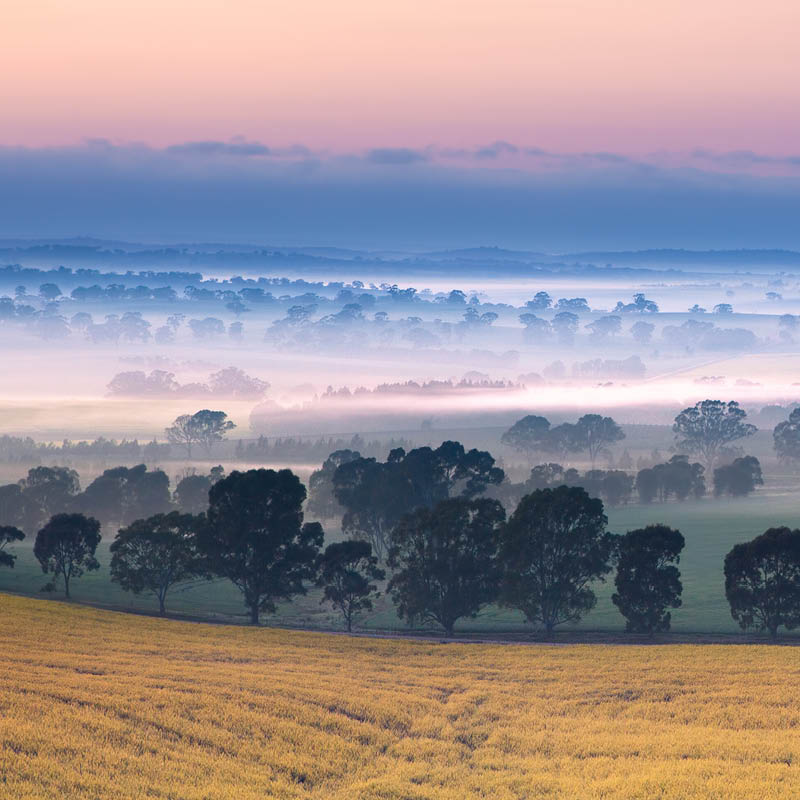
[2,0,799,154]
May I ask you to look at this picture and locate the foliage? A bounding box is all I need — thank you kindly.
[725,527,800,638]
[307,449,362,518]
[165,409,235,457]
[110,512,206,615]
[499,486,614,633]
[332,441,504,561]
[714,456,763,497]
[0,525,25,568]
[316,540,384,631]
[612,525,684,634]
[636,456,706,503]
[673,400,757,468]
[33,513,101,597]
[197,469,323,623]
[77,464,172,526]
[773,407,800,463]
[500,415,552,459]
[387,497,505,635]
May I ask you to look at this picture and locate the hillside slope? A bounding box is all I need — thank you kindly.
[1,594,799,798]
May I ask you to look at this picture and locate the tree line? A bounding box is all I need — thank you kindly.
[1,456,798,639]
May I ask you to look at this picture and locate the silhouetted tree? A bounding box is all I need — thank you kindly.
[714,456,763,497]
[636,456,705,503]
[725,527,800,639]
[316,540,384,631]
[197,469,323,624]
[673,400,756,470]
[572,414,626,467]
[499,486,614,634]
[388,497,505,636]
[307,449,361,519]
[612,525,684,634]
[166,409,235,457]
[110,512,206,615]
[333,442,504,561]
[33,513,101,598]
[77,465,172,526]
[0,525,24,568]
[18,466,80,527]
[500,415,551,461]
[773,408,800,463]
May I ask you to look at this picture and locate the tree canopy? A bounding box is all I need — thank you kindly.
[725,527,800,638]
[0,525,25,568]
[612,525,684,634]
[499,486,613,634]
[110,512,206,615]
[197,469,323,624]
[166,410,235,457]
[388,497,505,636]
[33,513,101,597]
[673,400,756,469]
[316,540,384,631]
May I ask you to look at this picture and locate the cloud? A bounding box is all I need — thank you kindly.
[365,147,428,165]
[165,139,271,157]
[1,141,800,250]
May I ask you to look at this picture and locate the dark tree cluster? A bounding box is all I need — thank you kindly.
[501,413,625,467]
[0,464,227,534]
[331,441,504,560]
[714,456,763,497]
[635,456,706,503]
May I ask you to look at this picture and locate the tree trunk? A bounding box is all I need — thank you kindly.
[249,604,260,625]
[769,624,778,640]
[159,594,166,616]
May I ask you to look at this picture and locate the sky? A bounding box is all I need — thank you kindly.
[3,0,800,249]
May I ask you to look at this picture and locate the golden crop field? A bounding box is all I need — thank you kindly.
[2,595,800,799]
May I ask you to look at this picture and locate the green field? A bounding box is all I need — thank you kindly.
[1,491,798,635]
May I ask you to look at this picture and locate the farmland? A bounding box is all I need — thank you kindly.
[2,594,800,798]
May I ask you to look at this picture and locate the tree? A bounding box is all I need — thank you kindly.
[388,497,505,636]
[552,311,579,344]
[110,512,206,615]
[500,415,552,461]
[630,320,655,344]
[77,465,172,526]
[673,400,757,470]
[585,315,622,340]
[19,466,81,527]
[725,527,800,638]
[526,291,552,311]
[773,408,800,463]
[0,525,25,568]
[714,456,763,497]
[33,513,101,598]
[333,442,504,561]
[636,456,705,503]
[572,414,625,467]
[307,449,361,519]
[499,486,614,634]
[166,409,235,457]
[612,525,684,634]
[39,282,62,301]
[174,474,212,513]
[316,540,385,631]
[197,469,323,624]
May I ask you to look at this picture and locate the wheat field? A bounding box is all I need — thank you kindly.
[1,594,800,798]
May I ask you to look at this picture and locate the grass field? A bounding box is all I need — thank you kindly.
[2,594,800,798]
[1,491,798,634]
